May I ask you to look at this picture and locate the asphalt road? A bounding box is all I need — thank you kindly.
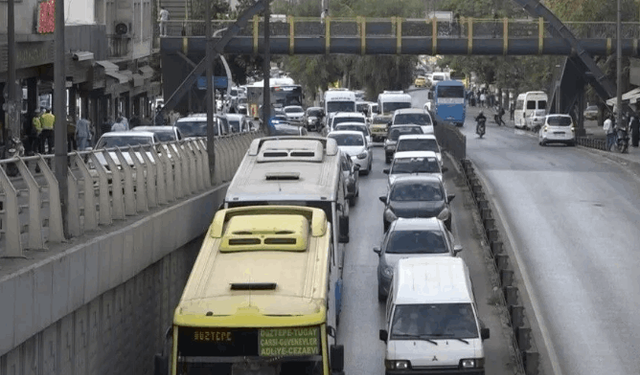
[410,90,640,375]
[335,142,520,375]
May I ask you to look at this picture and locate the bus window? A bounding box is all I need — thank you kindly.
[437,86,464,98]
[526,101,536,110]
[538,100,547,110]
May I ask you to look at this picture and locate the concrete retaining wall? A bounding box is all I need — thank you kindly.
[0,183,229,372]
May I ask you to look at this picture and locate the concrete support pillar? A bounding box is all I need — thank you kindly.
[69,87,77,122]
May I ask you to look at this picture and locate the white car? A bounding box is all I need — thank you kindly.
[395,134,443,167]
[333,122,372,145]
[91,131,160,181]
[283,105,305,121]
[525,109,547,131]
[392,108,435,135]
[384,150,446,188]
[328,130,372,175]
[328,112,368,133]
[538,114,576,146]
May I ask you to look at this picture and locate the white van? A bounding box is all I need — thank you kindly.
[379,257,490,375]
[514,91,548,129]
[378,91,413,116]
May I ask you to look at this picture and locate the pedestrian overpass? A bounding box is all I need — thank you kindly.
[160,0,631,121]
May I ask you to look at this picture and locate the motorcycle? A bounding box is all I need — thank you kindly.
[616,127,630,153]
[5,136,25,177]
[476,118,486,138]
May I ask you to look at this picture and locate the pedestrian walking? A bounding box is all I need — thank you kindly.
[509,101,515,120]
[603,115,615,151]
[111,117,127,132]
[40,109,55,154]
[480,93,486,108]
[75,117,91,150]
[155,107,166,125]
[159,7,169,37]
[67,116,77,152]
[630,114,640,147]
[321,8,328,25]
[118,112,129,130]
[101,117,112,136]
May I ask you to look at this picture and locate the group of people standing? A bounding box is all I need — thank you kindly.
[603,114,640,150]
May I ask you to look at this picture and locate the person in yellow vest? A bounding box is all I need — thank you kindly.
[31,111,43,154]
[40,109,55,154]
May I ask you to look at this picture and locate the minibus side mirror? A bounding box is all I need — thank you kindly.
[447,194,456,203]
[453,245,463,256]
[383,168,390,174]
[481,327,490,340]
[379,329,388,343]
[373,246,381,255]
[330,345,345,372]
[378,195,386,203]
[442,167,449,173]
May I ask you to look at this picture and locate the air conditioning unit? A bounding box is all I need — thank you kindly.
[115,22,129,36]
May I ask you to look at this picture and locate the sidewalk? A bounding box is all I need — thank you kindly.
[464,105,640,177]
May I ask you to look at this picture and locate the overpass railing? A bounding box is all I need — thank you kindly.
[162,17,640,40]
[0,131,265,257]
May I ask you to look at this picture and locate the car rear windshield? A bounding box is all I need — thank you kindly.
[388,127,423,141]
[547,116,572,126]
[176,121,215,137]
[307,108,322,117]
[391,157,440,174]
[397,139,438,152]
[386,230,447,254]
[394,113,432,125]
[284,106,303,113]
[96,136,153,149]
[151,130,176,142]
[329,133,364,146]
[335,125,368,136]
[334,117,365,126]
[390,182,443,201]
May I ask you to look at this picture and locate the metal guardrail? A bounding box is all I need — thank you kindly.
[0,131,265,257]
[162,17,640,39]
[576,136,608,151]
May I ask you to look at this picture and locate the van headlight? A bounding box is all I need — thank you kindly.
[460,358,484,368]
[437,207,450,221]
[542,125,548,132]
[570,126,575,132]
[357,151,367,159]
[385,360,411,370]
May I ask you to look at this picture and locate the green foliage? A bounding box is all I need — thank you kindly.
[189,0,230,19]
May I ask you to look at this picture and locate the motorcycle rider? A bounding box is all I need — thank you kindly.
[475,111,487,134]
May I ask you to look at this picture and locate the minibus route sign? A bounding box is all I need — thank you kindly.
[178,326,319,357]
[259,327,320,357]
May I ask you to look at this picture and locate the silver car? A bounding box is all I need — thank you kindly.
[384,150,446,188]
[329,130,372,175]
[374,218,462,301]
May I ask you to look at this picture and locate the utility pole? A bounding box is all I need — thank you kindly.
[205,0,215,184]
[54,0,68,237]
[6,0,19,144]
[262,1,271,134]
[616,0,623,129]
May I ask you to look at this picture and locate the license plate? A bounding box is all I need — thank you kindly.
[553,132,565,135]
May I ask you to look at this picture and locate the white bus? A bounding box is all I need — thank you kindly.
[514,91,548,129]
[324,89,357,126]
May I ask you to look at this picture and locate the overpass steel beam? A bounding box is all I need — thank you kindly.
[512,0,616,104]
[194,37,640,56]
[161,0,270,114]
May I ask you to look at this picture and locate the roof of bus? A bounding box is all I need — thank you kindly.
[378,92,412,100]
[393,257,474,305]
[434,80,465,87]
[174,206,332,327]
[226,137,342,202]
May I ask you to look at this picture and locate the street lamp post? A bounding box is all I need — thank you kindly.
[616,0,623,128]
[205,0,215,184]
[54,0,68,237]
[6,0,19,144]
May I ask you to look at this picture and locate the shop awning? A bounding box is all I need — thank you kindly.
[106,71,129,84]
[139,65,155,79]
[131,73,144,87]
[606,87,640,106]
[95,60,119,71]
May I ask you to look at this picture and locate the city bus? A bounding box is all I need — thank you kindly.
[224,136,350,258]
[433,80,466,127]
[247,77,304,119]
[157,205,345,375]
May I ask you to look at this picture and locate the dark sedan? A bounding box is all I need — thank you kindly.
[378,175,454,232]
